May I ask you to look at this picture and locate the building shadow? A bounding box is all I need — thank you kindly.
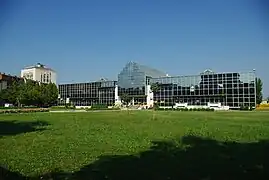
[0,120,50,138]
[1,135,269,180]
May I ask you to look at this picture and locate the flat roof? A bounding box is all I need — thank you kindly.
[22,66,56,72]
[59,80,117,86]
[151,70,255,79]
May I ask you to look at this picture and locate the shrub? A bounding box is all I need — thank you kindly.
[0,107,17,109]
[258,104,269,108]
[256,106,269,111]
[86,106,120,111]
[155,107,165,111]
[154,107,216,112]
[239,106,252,111]
[50,106,75,110]
[178,108,188,111]
[153,103,159,111]
[0,108,49,114]
[0,106,41,109]
[239,105,245,111]
[91,104,108,110]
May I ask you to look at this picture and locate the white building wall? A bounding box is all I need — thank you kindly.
[21,69,35,80]
[34,68,41,82]
[51,71,57,84]
[21,66,57,84]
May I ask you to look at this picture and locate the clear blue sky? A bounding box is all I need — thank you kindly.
[0,0,268,96]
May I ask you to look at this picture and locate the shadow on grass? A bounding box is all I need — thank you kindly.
[0,167,26,180]
[1,136,269,180]
[0,120,50,138]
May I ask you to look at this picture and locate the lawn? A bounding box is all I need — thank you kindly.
[0,111,269,180]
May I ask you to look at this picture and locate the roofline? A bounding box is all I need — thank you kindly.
[151,70,256,79]
[0,73,23,80]
[22,66,56,72]
[58,80,117,86]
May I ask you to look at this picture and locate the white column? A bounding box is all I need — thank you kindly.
[114,85,121,105]
[146,85,154,107]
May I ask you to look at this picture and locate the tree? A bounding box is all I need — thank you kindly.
[31,82,58,107]
[0,80,58,107]
[150,82,160,109]
[150,82,160,94]
[45,83,58,106]
[21,80,38,106]
[0,88,9,105]
[3,80,25,106]
[120,93,132,105]
[256,78,263,104]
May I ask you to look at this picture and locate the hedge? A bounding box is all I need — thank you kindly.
[239,106,254,111]
[257,104,269,108]
[50,106,75,110]
[156,107,215,111]
[86,107,120,111]
[256,107,269,111]
[91,104,108,110]
[0,108,49,114]
[0,106,39,109]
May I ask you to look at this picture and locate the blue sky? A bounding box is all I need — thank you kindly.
[0,0,268,96]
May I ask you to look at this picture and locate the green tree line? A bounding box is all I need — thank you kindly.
[0,80,58,107]
[255,78,263,104]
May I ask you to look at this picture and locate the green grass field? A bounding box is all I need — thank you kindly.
[0,111,269,180]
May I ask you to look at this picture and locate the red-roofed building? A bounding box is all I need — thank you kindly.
[0,73,23,91]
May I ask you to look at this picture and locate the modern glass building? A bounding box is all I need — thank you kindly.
[150,70,256,108]
[58,62,256,109]
[117,61,166,105]
[58,80,116,106]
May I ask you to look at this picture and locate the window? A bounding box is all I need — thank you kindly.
[227,89,232,95]
[47,74,50,82]
[234,89,238,94]
[250,88,255,94]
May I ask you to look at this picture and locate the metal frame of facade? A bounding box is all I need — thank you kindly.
[150,70,256,108]
[58,63,256,108]
[58,81,116,106]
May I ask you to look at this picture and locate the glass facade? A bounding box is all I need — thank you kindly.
[58,81,116,106]
[58,62,256,108]
[150,70,256,108]
[117,61,166,105]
